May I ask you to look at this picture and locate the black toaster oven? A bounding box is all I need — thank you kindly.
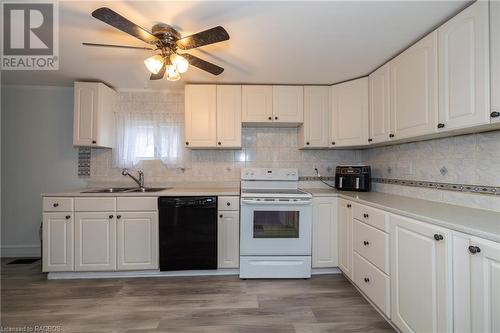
[335,165,371,192]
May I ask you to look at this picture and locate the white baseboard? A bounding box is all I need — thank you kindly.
[1,245,40,258]
[312,267,342,275]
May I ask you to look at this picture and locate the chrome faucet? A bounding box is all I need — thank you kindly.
[121,169,145,188]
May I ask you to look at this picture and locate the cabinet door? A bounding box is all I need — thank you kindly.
[242,85,273,123]
[216,85,242,148]
[338,199,353,278]
[116,212,158,270]
[300,86,330,148]
[185,85,217,148]
[369,64,391,144]
[218,211,240,268]
[491,0,500,123]
[438,1,490,131]
[312,197,338,268]
[74,212,116,271]
[272,86,304,123]
[390,214,451,333]
[73,82,97,146]
[331,77,369,147]
[390,32,438,140]
[42,213,74,272]
[454,234,500,333]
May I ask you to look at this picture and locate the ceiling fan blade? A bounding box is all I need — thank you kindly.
[177,26,229,50]
[182,53,224,76]
[82,42,154,50]
[150,64,166,80]
[91,7,157,44]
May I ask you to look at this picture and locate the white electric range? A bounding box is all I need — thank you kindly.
[239,168,313,279]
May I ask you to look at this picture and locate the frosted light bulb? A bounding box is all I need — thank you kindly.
[144,55,164,74]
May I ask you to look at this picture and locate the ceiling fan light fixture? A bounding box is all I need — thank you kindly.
[166,65,181,81]
[170,53,189,73]
[144,54,164,74]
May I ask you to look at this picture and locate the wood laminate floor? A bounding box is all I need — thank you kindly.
[1,259,394,333]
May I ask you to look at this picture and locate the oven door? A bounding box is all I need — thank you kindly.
[240,197,312,256]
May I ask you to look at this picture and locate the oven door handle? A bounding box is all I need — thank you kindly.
[241,199,312,205]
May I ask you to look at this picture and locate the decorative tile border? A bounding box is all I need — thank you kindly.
[373,178,499,196]
[300,176,335,181]
[299,176,499,196]
[78,147,91,177]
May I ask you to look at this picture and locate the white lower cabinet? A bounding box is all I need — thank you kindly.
[312,197,338,268]
[42,213,74,272]
[453,233,500,333]
[390,214,451,333]
[337,199,353,278]
[218,210,240,268]
[74,212,116,271]
[116,212,158,270]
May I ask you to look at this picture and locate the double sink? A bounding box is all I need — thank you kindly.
[81,187,169,193]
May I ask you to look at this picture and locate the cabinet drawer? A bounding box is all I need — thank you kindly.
[74,197,116,212]
[353,219,389,274]
[353,204,388,232]
[218,196,239,211]
[353,252,390,317]
[43,197,74,212]
[117,197,157,211]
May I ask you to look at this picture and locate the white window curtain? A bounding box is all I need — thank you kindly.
[113,92,188,169]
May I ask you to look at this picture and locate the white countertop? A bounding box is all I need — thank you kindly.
[303,188,500,243]
[42,187,240,197]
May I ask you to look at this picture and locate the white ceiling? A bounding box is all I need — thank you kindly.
[2,0,471,89]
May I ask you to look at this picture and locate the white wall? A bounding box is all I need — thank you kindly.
[1,85,85,257]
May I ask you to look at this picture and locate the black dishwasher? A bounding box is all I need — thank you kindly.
[158,197,217,271]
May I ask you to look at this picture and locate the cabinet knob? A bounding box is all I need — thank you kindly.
[218,142,222,146]
[389,134,395,138]
[363,241,369,246]
[109,215,114,219]
[468,245,481,254]
[331,141,336,145]
[117,215,122,219]
[219,214,223,218]
[347,204,351,208]
[364,277,370,283]
[437,123,445,129]
[368,138,373,142]
[306,142,310,145]
[268,116,272,120]
[65,215,71,220]
[226,202,231,206]
[433,234,444,241]
[53,203,59,207]
[92,140,96,144]
[275,116,278,120]
[363,213,369,218]
[491,111,500,118]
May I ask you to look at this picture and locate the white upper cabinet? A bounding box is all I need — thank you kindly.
[184,85,217,148]
[330,77,369,147]
[242,85,273,123]
[312,197,338,268]
[453,234,500,333]
[369,64,391,144]
[272,86,304,123]
[491,0,500,123]
[299,86,330,148]
[390,214,451,333]
[216,85,242,148]
[73,82,116,148]
[438,1,490,131]
[390,31,438,140]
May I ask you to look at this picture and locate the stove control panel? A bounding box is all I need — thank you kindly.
[241,168,298,181]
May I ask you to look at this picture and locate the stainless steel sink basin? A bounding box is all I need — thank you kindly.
[81,187,135,193]
[81,187,169,193]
